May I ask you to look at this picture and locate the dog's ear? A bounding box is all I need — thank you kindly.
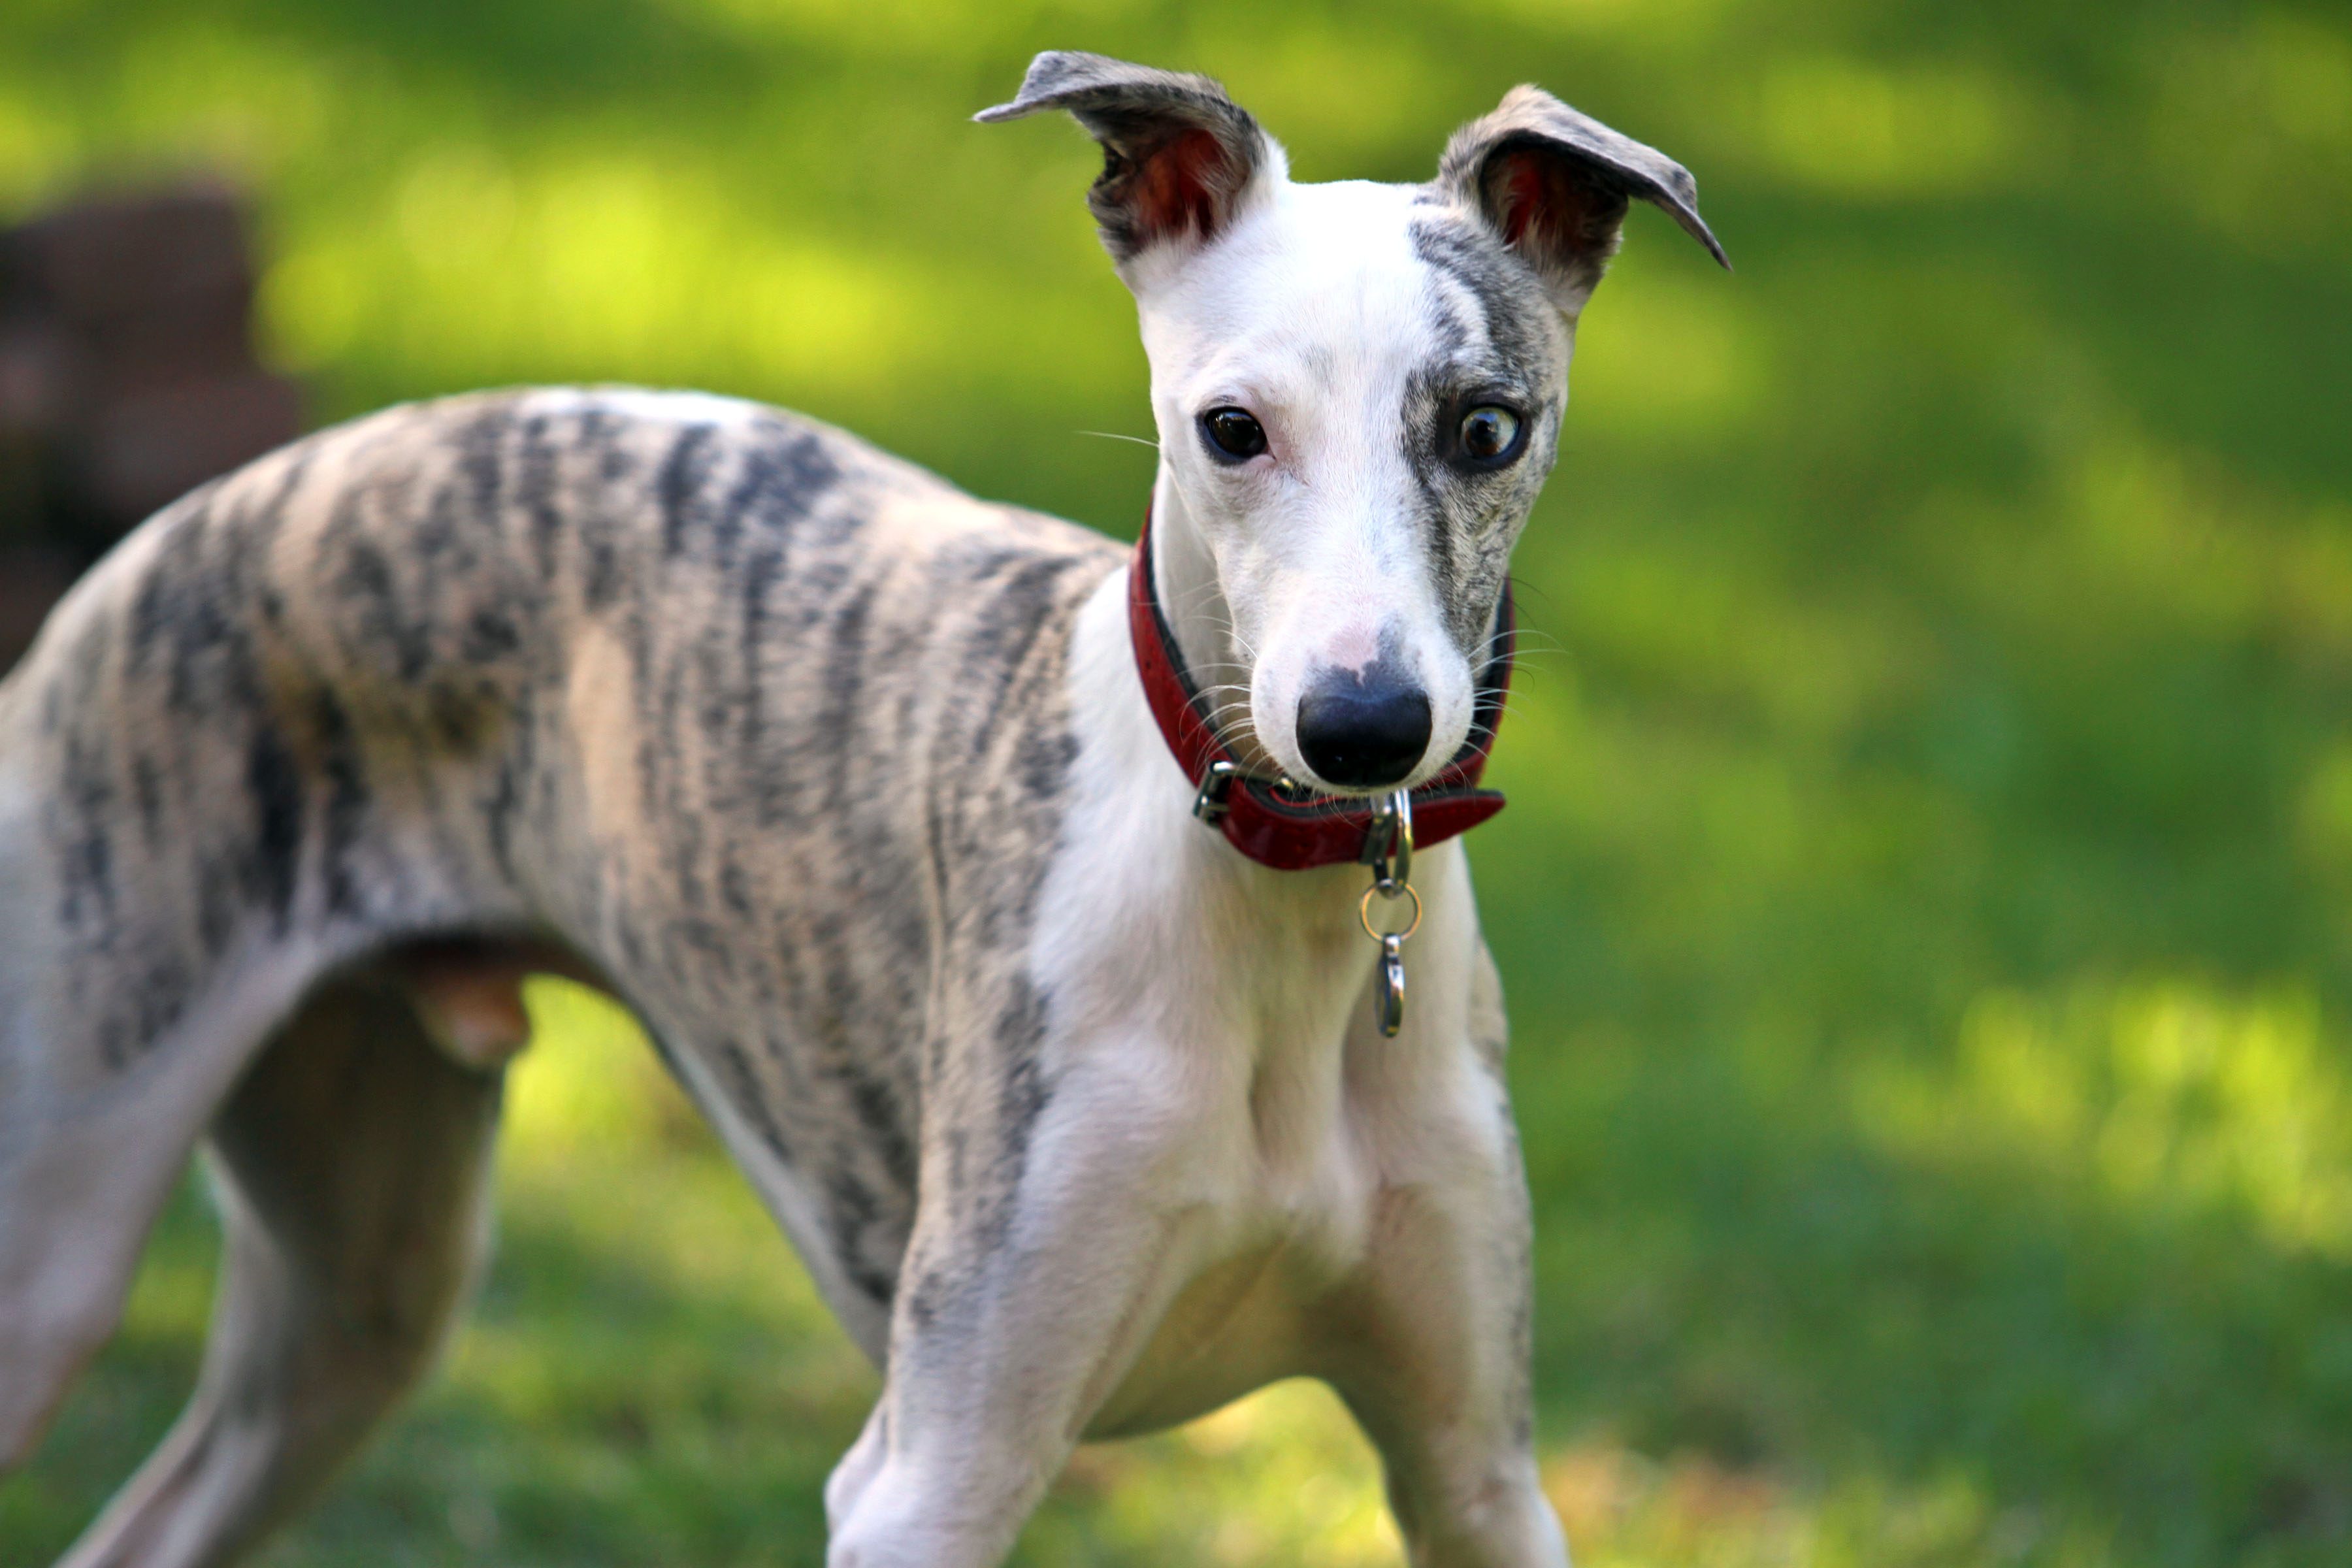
[1437,86,1727,314]
[977,51,1282,267]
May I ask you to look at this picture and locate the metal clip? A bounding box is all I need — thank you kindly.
[1361,788,1414,898]
[1359,883,1424,1039]
[1192,759,1239,824]
[1374,933,1407,1037]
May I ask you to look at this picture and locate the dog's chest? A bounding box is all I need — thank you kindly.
[1037,804,1390,1220]
[1053,915,1393,1438]
[1023,586,1429,1427]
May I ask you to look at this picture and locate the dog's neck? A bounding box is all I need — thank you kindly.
[1145,465,1265,766]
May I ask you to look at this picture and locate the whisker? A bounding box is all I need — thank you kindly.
[1503,572,1560,612]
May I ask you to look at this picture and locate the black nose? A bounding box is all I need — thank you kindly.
[1296,671,1432,789]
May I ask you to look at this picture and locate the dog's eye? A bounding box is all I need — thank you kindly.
[1200,407,1268,461]
[1459,406,1522,463]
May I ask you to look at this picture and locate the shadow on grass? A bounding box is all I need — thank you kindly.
[12,978,2352,1567]
[1517,1018,2352,1567]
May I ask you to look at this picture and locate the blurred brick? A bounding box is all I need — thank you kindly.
[5,184,253,328]
[80,370,302,525]
[0,180,302,674]
[0,542,82,670]
[0,318,74,436]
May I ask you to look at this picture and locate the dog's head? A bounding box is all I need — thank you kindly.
[982,53,1724,794]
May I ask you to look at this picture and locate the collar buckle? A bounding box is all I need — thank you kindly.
[1192,759,1240,825]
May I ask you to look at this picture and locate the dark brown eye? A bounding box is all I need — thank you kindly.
[1460,406,1522,463]
[1201,406,1267,461]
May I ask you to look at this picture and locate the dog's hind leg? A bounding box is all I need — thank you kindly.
[0,934,340,1481]
[53,968,502,1568]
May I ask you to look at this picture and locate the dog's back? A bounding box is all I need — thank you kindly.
[0,387,1120,1531]
[3,384,1114,1056]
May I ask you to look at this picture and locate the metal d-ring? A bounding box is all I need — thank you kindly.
[1359,881,1423,944]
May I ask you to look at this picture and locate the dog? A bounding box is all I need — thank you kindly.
[0,52,1722,1568]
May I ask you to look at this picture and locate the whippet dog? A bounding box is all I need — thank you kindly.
[0,52,1723,1567]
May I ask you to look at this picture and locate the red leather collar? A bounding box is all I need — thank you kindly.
[1128,510,1511,871]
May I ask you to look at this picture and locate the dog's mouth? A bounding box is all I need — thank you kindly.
[1258,715,1471,804]
[1270,756,1452,804]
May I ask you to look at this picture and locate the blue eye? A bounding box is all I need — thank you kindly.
[1460,406,1522,462]
[1201,407,1267,460]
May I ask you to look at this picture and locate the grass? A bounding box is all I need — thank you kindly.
[4,1,2352,1563]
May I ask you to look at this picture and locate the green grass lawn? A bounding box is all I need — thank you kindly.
[5,1,2352,1563]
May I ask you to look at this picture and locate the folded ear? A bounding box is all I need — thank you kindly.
[977,51,1282,268]
[1437,85,1727,314]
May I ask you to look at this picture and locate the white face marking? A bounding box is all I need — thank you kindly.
[1132,180,1561,793]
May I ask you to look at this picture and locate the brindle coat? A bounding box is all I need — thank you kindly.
[0,53,1721,1568]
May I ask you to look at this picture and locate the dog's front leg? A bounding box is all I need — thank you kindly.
[1320,939,1570,1568]
[823,1043,1211,1568]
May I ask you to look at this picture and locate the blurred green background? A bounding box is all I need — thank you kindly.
[6,1,2352,1563]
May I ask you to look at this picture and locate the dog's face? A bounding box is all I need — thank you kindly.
[1130,178,1566,793]
[983,56,1724,794]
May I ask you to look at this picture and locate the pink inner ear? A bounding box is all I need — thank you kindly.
[1491,146,1593,262]
[1132,127,1232,245]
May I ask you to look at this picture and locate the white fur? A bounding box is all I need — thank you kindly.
[824,569,1565,1568]
[516,385,770,429]
[1137,180,1484,790]
[818,128,1575,1567]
